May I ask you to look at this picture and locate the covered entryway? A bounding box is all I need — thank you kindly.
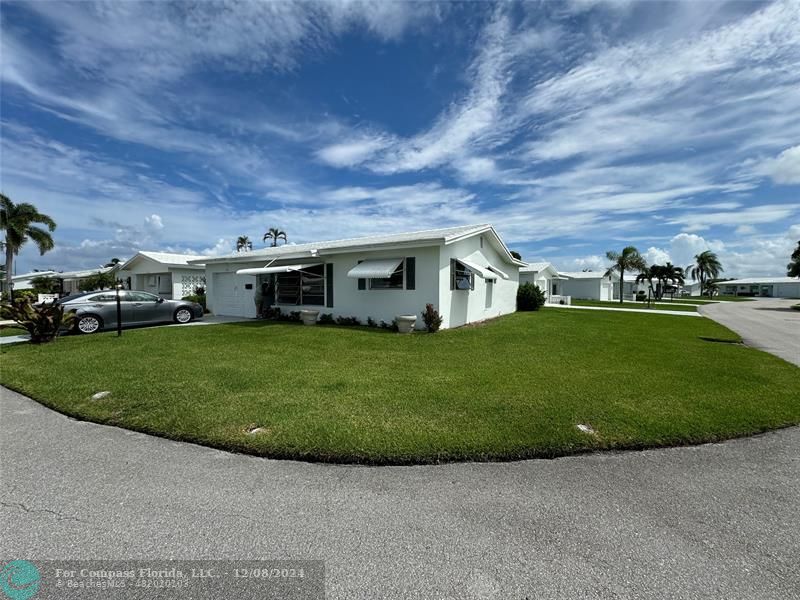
[136,273,173,298]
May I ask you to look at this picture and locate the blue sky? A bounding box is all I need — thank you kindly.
[1,0,798,276]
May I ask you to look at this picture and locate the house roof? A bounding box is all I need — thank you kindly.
[559,271,619,280]
[520,262,551,273]
[717,277,800,285]
[11,270,58,281]
[197,224,525,266]
[56,266,118,280]
[119,251,207,271]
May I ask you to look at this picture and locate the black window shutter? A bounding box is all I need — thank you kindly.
[357,260,366,290]
[326,263,334,307]
[405,257,415,290]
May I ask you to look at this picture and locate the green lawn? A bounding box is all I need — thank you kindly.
[0,327,29,337]
[571,299,698,312]
[1,310,798,464]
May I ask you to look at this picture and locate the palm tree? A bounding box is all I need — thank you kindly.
[262,227,287,247]
[1,194,56,301]
[104,258,121,267]
[787,241,800,278]
[236,235,252,252]
[635,266,656,300]
[687,250,723,298]
[605,246,646,303]
[660,262,684,299]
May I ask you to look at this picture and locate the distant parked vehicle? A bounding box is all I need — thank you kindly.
[57,290,203,334]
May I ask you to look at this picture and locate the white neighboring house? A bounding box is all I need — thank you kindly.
[518,263,568,302]
[9,270,58,291]
[193,224,524,330]
[715,277,800,299]
[58,266,120,295]
[559,271,619,301]
[117,251,208,300]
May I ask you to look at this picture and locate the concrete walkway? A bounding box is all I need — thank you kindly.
[549,304,702,317]
[2,386,798,599]
[700,297,800,366]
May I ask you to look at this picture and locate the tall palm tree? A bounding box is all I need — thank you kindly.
[660,262,684,299]
[635,266,656,300]
[263,227,287,247]
[787,241,800,278]
[605,246,646,303]
[687,250,723,298]
[236,235,252,252]
[1,194,56,301]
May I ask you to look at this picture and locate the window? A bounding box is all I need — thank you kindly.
[450,259,474,291]
[369,261,404,290]
[125,291,160,302]
[276,264,325,306]
[90,293,118,303]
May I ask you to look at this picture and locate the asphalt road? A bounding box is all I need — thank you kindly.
[700,297,800,366]
[2,387,799,599]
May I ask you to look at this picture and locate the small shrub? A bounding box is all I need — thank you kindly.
[285,311,302,323]
[194,285,206,296]
[559,299,565,305]
[366,317,377,328]
[182,294,207,312]
[262,307,300,321]
[319,313,335,325]
[421,304,443,333]
[517,283,546,311]
[379,319,399,332]
[635,291,647,302]
[336,315,361,326]
[0,298,76,344]
[4,289,37,303]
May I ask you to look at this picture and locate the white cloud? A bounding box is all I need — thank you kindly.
[754,145,800,184]
[316,136,391,168]
[668,204,797,231]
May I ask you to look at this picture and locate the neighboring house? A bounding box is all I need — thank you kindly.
[716,277,800,298]
[117,251,207,300]
[519,262,566,301]
[59,266,120,295]
[193,224,524,330]
[9,270,59,291]
[559,271,619,301]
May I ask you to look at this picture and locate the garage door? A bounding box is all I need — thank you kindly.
[212,272,245,317]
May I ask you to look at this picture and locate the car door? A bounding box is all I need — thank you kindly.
[125,291,163,324]
[82,292,122,327]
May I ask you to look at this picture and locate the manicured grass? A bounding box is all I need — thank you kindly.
[571,299,698,312]
[1,311,798,464]
[0,327,28,337]
[711,295,756,302]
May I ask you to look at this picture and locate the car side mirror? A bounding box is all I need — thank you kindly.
[157,297,165,303]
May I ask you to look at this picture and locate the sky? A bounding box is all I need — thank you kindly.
[1,0,799,277]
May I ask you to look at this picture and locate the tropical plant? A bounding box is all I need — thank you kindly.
[687,250,724,298]
[1,194,57,301]
[517,282,546,311]
[421,303,443,332]
[105,258,121,267]
[78,271,117,292]
[262,227,287,247]
[0,298,76,343]
[605,246,646,303]
[30,275,61,295]
[236,235,252,252]
[510,250,522,260]
[635,266,656,300]
[658,262,684,299]
[787,241,800,278]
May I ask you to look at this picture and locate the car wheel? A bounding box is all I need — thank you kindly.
[77,314,103,334]
[174,307,193,324]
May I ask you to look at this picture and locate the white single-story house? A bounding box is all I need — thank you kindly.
[117,251,207,299]
[518,262,569,303]
[58,266,120,295]
[715,277,800,299]
[559,271,619,301]
[193,224,524,330]
[8,270,59,291]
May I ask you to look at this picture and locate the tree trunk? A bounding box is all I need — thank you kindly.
[5,242,13,302]
[619,271,624,303]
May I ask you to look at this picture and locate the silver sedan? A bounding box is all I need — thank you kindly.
[58,290,204,334]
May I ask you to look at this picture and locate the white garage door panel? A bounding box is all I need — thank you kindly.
[213,272,244,316]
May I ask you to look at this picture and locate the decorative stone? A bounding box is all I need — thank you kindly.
[91,391,112,401]
[395,315,417,334]
[576,424,596,434]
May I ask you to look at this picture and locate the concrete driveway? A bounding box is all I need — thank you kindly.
[2,387,798,599]
[700,298,800,366]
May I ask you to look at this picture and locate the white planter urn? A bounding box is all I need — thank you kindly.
[299,309,320,325]
[395,315,417,333]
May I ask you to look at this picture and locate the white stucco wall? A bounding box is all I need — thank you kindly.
[561,276,616,300]
[520,271,555,298]
[438,235,519,328]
